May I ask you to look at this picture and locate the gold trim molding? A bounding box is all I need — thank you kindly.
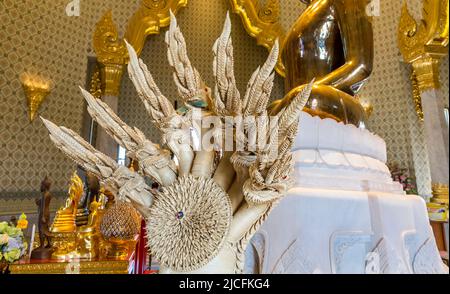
[398,0,449,120]
[9,259,132,274]
[229,0,285,76]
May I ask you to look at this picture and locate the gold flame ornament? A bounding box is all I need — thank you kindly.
[20,73,52,122]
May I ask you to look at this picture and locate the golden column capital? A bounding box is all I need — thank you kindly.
[93,10,128,97]
[432,183,449,205]
[411,56,442,93]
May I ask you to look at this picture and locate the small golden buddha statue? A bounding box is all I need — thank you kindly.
[51,172,84,233]
[76,197,102,259]
[270,0,374,127]
[50,171,84,259]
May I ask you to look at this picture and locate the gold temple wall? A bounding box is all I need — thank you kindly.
[0,0,449,213]
[0,0,140,208]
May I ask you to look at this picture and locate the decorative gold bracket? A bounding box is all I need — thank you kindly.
[229,0,285,76]
[398,0,449,120]
[125,0,188,56]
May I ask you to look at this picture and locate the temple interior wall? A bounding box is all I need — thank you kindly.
[1,0,448,215]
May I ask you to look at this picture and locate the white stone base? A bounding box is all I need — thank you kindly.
[244,112,448,274]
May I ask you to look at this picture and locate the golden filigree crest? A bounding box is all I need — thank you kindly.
[93,10,127,66]
[92,11,127,96]
[398,0,449,63]
[90,2,188,96]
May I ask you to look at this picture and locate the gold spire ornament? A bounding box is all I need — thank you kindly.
[20,73,51,122]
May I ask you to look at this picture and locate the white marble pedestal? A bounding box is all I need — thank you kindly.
[244,112,448,274]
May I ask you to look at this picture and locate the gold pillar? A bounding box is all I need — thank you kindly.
[398,0,449,206]
[398,0,449,120]
[92,11,128,159]
[89,3,188,158]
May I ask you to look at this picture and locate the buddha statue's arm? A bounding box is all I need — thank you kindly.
[315,0,374,93]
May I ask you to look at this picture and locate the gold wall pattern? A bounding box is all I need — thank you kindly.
[0,0,449,210]
[0,0,140,202]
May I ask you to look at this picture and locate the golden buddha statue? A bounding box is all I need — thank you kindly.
[50,171,84,259]
[51,171,83,233]
[76,197,102,259]
[270,0,374,127]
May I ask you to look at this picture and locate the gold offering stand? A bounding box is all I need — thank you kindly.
[9,236,139,274]
[10,172,145,274]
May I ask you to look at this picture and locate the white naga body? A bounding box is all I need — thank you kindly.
[42,12,313,274]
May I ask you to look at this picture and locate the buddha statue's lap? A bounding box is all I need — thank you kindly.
[271,0,373,127]
[270,84,367,125]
